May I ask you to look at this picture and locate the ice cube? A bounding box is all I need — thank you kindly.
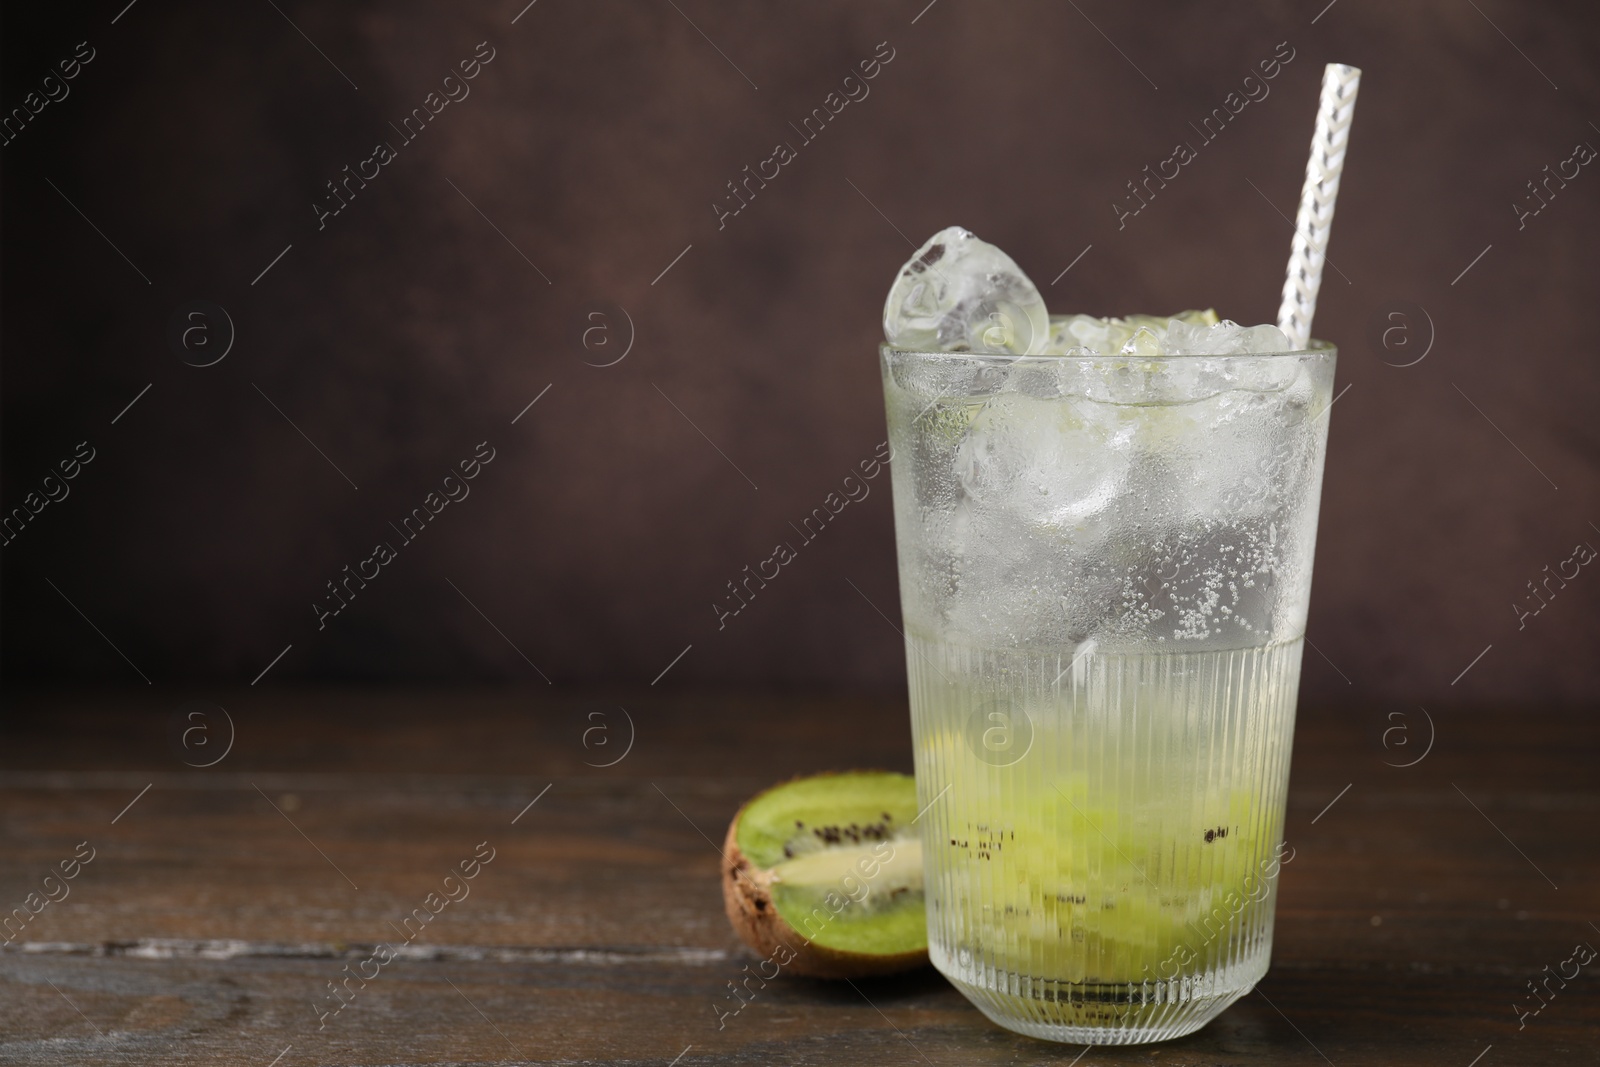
[945,392,1136,647]
[955,392,1128,530]
[1047,313,1124,354]
[1120,326,1164,356]
[1161,318,1208,354]
[1042,316,1094,356]
[1042,309,1219,355]
[883,227,1049,355]
[1164,319,1290,355]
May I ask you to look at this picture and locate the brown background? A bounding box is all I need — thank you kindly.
[2,0,1597,706]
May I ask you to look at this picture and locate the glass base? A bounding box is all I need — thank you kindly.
[934,948,1265,1045]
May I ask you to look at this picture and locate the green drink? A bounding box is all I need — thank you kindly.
[880,228,1335,1043]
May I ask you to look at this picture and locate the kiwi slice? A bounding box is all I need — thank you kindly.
[722,770,927,979]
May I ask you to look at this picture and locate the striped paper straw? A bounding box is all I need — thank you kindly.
[1276,63,1361,350]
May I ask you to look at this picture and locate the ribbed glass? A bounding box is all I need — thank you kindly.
[906,634,1302,1044]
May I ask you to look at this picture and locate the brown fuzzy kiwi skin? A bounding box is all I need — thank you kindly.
[720,771,928,980]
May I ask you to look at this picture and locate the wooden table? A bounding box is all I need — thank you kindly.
[2,690,1596,1065]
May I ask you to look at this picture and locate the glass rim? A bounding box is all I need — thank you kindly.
[880,338,1336,365]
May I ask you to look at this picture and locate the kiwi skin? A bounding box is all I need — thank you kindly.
[720,771,929,980]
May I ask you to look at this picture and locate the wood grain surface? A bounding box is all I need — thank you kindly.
[2,689,1596,1065]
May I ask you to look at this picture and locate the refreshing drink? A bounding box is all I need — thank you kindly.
[880,227,1336,1043]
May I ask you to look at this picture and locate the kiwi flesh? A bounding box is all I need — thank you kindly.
[722,770,927,979]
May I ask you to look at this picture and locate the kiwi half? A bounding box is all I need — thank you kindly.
[722,770,927,979]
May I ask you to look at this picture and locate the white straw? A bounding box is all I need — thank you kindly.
[1276,63,1361,350]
